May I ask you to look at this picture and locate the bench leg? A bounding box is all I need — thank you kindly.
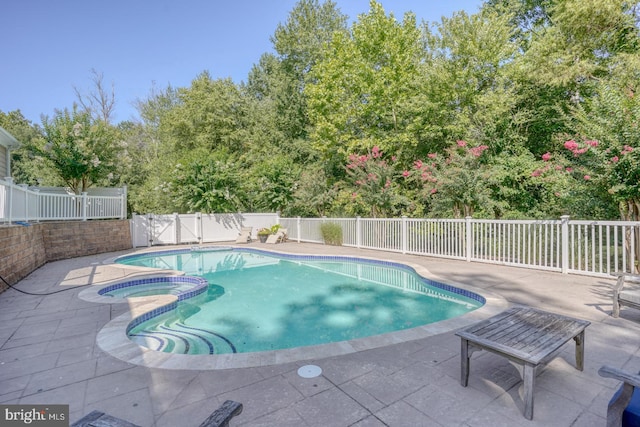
[461,338,470,386]
[573,331,585,371]
[523,364,537,420]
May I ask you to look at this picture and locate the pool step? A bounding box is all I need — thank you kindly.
[130,323,236,355]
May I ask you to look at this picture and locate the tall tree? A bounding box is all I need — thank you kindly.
[306,1,424,160]
[74,69,117,123]
[271,0,348,141]
[34,107,119,194]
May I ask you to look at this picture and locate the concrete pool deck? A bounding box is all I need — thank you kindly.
[1,242,639,426]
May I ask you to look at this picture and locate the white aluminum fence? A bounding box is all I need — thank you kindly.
[1,178,127,222]
[280,216,640,277]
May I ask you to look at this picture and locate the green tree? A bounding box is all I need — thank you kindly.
[306,1,424,160]
[345,146,407,217]
[32,107,119,194]
[170,149,246,213]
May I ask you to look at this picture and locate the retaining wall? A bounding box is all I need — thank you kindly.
[0,220,132,292]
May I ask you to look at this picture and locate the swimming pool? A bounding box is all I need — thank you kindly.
[113,248,484,356]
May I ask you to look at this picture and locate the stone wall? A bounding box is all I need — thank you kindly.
[0,220,132,292]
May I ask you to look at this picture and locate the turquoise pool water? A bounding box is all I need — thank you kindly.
[116,248,484,355]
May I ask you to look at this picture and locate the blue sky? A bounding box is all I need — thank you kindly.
[2,1,484,124]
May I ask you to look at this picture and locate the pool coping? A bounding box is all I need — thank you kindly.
[85,246,509,370]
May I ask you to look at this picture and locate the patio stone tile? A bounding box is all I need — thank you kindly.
[572,411,606,427]
[19,381,88,414]
[351,361,436,405]
[0,341,49,363]
[241,405,306,427]
[19,309,78,325]
[350,415,389,427]
[147,370,199,415]
[54,321,103,340]
[94,353,138,376]
[23,359,97,395]
[292,387,370,426]
[164,376,208,410]
[0,374,31,397]
[537,365,608,406]
[488,385,584,426]
[10,319,61,340]
[56,345,96,367]
[153,396,223,427]
[1,332,53,350]
[374,400,443,427]
[0,353,59,381]
[0,391,22,403]
[282,368,333,397]
[196,368,265,397]
[45,331,97,352]
[316,355,377,385]
[338,380,386,413]
[403,382,493,426]
[84,367,148,404]
[215,375,304,423]
[81,387,154,427]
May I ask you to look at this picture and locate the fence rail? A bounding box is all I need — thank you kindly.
[280,216,640,277]
[1,178,127,222]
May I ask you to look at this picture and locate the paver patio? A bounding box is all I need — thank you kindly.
[1,242,639,426]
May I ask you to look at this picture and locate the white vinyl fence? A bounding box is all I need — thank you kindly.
[280,216,640,278]
[129,213,639,278]
[1,178,127,222]
[130,213,278,247]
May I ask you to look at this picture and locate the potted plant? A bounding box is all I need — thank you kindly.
[257,228,271,243]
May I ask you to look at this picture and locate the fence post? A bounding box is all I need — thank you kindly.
[18,184,28,221]
[561,215,570,274]
[33,189,40,222]
[296,216,301,243]
[465,216,472,262]
[120,185,128,219]
[147,214,154,247]
[173,213,180,244]
[356,216,362,249]
[196,212,202,244]
[5,177,13,224]
[401,216,407,254]
[81,192,88,221]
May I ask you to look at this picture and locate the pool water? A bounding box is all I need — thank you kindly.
[117,249,484,355]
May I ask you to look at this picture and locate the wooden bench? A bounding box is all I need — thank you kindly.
[599,365,640,427]
[72,400,242,427]
[456,305,590,420]
[611,273,640,318]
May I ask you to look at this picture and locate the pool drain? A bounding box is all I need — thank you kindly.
[298,365,322,378]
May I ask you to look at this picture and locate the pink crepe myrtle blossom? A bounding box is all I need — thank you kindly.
[564,140,579,151]
[351,192,358,199]
[611,156,619,163]
[469,145,489,157]
[427,153,437,159]
[585,140,599,147]
[622,145,634,155]
[566,167,573,172]
[531,169,542,177]
[542,152,552,161]
[372,146,381,158]
[584,175,591,180]
[414,160,423,169]
[402,170,410,178]
[456,140,467,147]
[430,188,437,194]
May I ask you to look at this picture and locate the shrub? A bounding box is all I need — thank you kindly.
[320,222,343,246]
